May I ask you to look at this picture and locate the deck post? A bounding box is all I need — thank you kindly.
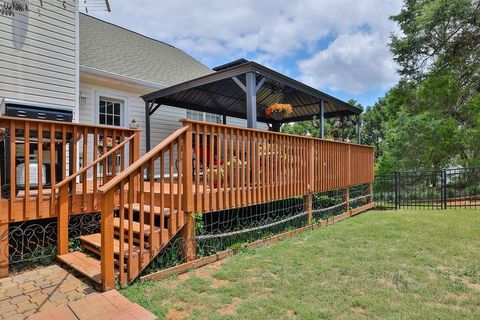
[367,182,373,204]
[343,187,350,214]
[305,139,314,224]
[101,190,115,291]
[130,132,141,202]
[304,194,313,225]
[57,184,70,255]
[0,223,8,278]
[181,125,196,261]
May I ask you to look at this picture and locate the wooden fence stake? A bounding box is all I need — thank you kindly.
[304,193,313,225]
[0,223,8,278]
[368,183,373,204]
[57,184,69,255]
[343,187,350,214]
[181,213,196,262]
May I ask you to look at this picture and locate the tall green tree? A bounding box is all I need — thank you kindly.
[365,0,480,173]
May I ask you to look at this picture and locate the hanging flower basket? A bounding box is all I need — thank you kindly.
[265,103,293,120]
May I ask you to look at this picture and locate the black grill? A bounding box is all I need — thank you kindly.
[1,101,74,198]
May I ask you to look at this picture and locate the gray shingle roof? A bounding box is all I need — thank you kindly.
[79,14,213,86]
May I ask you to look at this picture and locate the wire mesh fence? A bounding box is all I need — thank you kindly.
[142,183,372,276]
[6,213,101,270]
[374,167,480,210]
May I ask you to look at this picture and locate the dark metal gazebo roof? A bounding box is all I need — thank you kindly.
[142,61,361,124]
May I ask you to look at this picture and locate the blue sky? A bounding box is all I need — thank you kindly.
[89,0,403,108]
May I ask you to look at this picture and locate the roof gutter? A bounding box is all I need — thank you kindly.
[80,65,167,90]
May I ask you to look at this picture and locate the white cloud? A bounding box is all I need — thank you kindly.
[298,32,399,94]
[89,0,403,94]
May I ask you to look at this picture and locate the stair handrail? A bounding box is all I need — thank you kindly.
[55,131,140,256]
[98,126,190,194]
[97,125,191,291]
[54,132,139,190]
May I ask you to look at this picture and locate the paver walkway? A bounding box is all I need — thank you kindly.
[0,264,96,320]
[26,290,156,320]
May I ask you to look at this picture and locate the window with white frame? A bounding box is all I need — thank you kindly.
[187,110,222,123]
[99,97,123,126]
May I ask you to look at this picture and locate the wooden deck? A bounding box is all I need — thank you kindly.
[0,117,375,290]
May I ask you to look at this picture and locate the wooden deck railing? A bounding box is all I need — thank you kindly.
[96,119,374,290]
[98,126,193,289]
[183,119,374,213]
[0,116,139,223]
[55,132,140,255]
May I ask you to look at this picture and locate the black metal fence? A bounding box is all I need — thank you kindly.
[374,167,480,210]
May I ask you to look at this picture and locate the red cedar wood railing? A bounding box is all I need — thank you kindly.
[55,132,140,255]
[98,125,192,289]
[0,116,140,278]
[0,116,139,223]
[98,119,374,290]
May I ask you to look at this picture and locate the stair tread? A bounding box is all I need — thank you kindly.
[57,251,103,284]
[113,218,161,235]
[124,203,175,216]
[80,233,141,257]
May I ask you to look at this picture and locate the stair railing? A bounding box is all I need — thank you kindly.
[98,125,193,290]
[54,131,140,256]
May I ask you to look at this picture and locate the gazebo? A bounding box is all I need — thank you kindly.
[141,59,362,153]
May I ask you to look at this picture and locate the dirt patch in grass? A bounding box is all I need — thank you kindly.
[463,279,480,292]
[351,306,367,314]
[166,309,190,320]
[218,304,236,315]
[286,309,298,318]
[218,297,242,315]
[437,264,480,292]
[170,259,226,287]
[211,278,230,288]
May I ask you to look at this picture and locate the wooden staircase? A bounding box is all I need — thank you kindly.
[58,203,186,287]
[54,122,194,291]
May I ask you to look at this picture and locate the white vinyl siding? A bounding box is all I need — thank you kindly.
[0,0,77,109]
[79,81,187,158]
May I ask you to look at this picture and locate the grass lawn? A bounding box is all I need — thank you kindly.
[122,209,480,319]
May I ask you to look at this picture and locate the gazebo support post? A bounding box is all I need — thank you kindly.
[356,115,361,144]
[223,114,227,125]
[245,72,257,129]
[145,101,151,153]
[319,100,325,138]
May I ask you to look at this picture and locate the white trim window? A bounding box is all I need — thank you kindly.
[187,110,222,124]
[99,97,123,127]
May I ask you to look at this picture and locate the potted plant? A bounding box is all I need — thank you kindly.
[207,167,224,188]
[226,157,247,187]
[97,136,118,184]
[265,103,293,121]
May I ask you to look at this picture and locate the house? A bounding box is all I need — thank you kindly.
[0,1,374,289]
[1,3,263,160]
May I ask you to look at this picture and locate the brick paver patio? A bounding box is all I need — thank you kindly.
[0,264,97,320]
[26,290,157,320]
